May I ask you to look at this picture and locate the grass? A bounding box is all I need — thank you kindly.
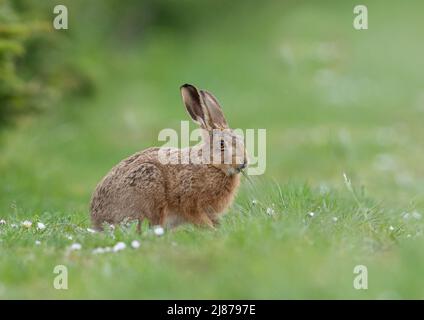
[1,180,423,299]
[1,0,424,298]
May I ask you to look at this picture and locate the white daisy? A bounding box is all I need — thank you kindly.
[308,212,315,217]
[0,219,6,225]
[131,240,140,249]
[92,247,106,254]
[332,217,338,222]
[37,222,46,230]
[35,240,41,245]
[153,226,164,236]
[70,243,82,251]
[21,220,32,228]
[113,242,126,252]
[389,226,395,231]
[266,207,275,215]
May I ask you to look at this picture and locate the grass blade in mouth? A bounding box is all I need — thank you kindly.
[241,169,253,185]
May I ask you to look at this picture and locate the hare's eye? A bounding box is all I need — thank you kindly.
[220,140,225,151]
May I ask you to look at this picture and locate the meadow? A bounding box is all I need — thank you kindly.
[0,0,424,299]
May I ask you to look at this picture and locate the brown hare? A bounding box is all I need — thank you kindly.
[90,84,248,231]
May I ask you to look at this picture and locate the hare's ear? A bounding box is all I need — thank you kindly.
[180,84,211,129]
[200,90,228,129]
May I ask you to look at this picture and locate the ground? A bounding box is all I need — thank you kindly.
[0,1,424,298]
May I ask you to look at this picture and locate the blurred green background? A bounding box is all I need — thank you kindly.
[0,0,424,299]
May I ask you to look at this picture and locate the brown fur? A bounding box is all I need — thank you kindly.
[90,84,246,230]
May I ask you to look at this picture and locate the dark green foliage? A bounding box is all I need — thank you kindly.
[0,0,93,127]
[0,0,247,126]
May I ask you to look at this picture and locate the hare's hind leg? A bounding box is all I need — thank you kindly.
[149,206,167,226]
[137,217,144,233]
[136,206,167,233]
[128,163,167,230]
[186,211,215,229]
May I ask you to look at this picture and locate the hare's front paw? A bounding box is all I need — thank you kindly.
[211,217,221,228]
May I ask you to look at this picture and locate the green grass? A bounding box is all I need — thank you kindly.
[1,0,424,298]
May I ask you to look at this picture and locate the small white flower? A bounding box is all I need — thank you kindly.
[86,228,96,234]
[308,212,315,217]
[412,211,422,220]
[11,223,18,228]
[389,226,395,231]
[21,220,32,228]
[266,207,275,215]
[109,224,115,230]
[37,222,46,230]
[252,199,258,205]
[92,247,106,254]
[153,226,164,236]
[70,243,82,251]
[332,217,338,222]
[67,235,73,240]
[113,242,126,252]
[35,240,41,245]
[0,219,6,225]
[131,240,140,249]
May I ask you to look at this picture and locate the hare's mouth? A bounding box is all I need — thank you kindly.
[227,165,247,176]
[236,161,248,173]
